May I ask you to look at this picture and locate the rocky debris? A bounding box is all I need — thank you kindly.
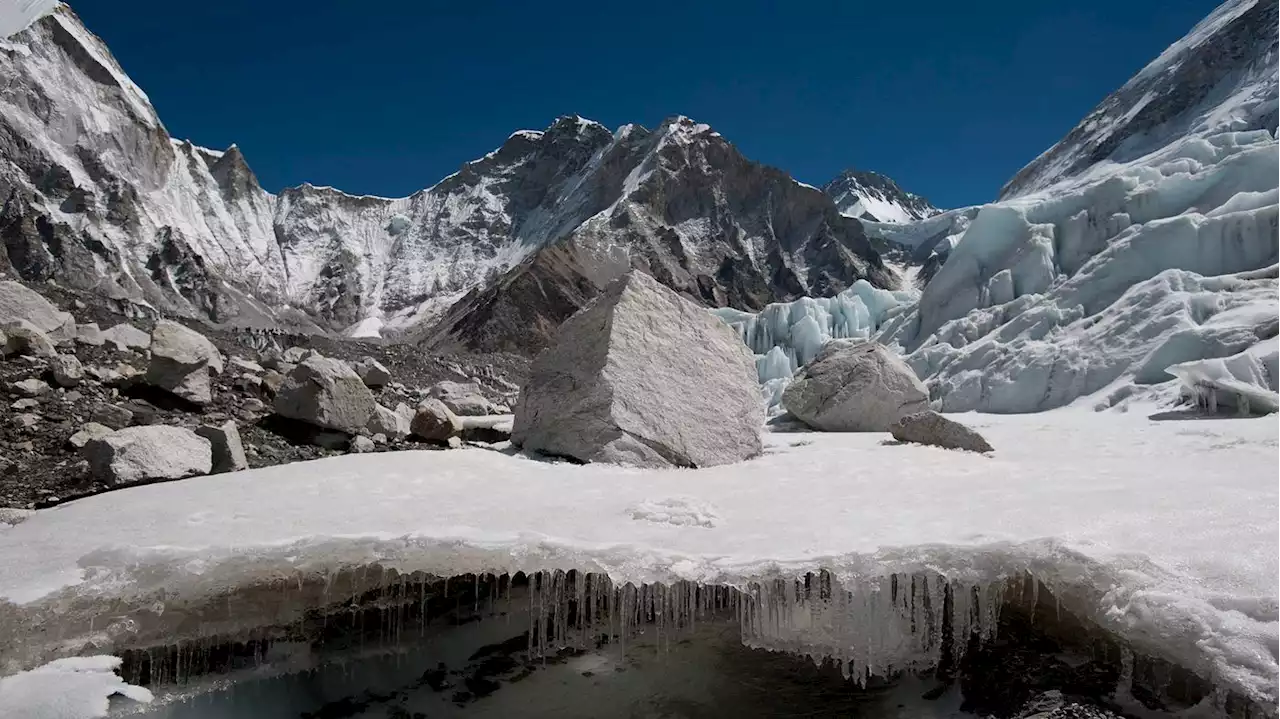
[2,320,56,357]
[83,426,212,486]
[273,355,377,434]
[782,341,929,432]
[367,404,409,439]
[91,403,134,430]
[75,323,105,346]
[410,398,462,443]
[195,421,248,473]
[10,378,49,397]
[48,354,84,388]
[512,271,763,468]
[101,323,150,352]
[68,423,114,450]
[354,356,392,388]
[349,435,376,453]
[0,281,76,341]
[145,320,223,406]
[889,411,993,453]
[1013,692,1122,719]
[428,381,497,417]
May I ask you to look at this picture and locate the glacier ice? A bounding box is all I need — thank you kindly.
[0,656,152,719]
[1167,337,1279,414]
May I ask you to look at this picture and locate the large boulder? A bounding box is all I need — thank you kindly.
[410,398,462,442]
[353,357,391,388]
[83,426,212,486]
[102,323,150,352]
[889,411,993,453]
[195,421,249,473]
[0,281,75,341]
[782,341,928,432]
[512,271,763,468]
[272,355,377,433]
[48,354,84,388]
[428,381,497,416]
[145,320,223,405]
[1,320,56,357]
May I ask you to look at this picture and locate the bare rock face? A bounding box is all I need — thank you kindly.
[512,270,763,468]
[410,398,462,443]
[195,421,249,473]
[145,320,223,405]
[782,341,928,432]
[889,411,993,453]
[272,355,377,434]
[83,425,212,486]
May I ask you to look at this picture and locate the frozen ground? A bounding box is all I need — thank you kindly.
[0,409,1275,710]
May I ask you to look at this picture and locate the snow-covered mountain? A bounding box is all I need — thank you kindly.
[885,0,1279,413]
[823,169,939,224]
[0,5,892,351]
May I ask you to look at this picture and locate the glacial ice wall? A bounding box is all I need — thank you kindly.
[712,280,917,408]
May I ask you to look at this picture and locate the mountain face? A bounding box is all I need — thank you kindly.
[823,169,939,224]
[1000,0,1278,199]
[0,6,892,354]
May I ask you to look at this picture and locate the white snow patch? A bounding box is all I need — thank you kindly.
[0,0,57,39]
[627,497,722,529]
[346,316,384,339]
[0,656,152,719]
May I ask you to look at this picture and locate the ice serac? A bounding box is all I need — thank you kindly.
[878,0,1280,413]
[512,270,763,468]
[423,117,895,355]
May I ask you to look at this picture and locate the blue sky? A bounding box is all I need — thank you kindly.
[72,0,1218,209]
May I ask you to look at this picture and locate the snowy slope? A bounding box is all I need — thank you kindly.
[0,412,1274,706]
[864,0,1280,414]
[824,169,940,223]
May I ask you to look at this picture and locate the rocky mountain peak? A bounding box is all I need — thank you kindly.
[823,168,940,224]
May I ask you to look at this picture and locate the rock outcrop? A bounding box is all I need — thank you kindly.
[83,426,212,486]
[272,355,377,434]
[512,271,763,468]
[782,341,929,431]
[889,411,993,453]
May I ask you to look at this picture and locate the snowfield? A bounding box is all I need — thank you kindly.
[0,410,1275,707]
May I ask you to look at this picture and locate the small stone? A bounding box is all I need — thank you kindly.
[63,390,82,403]
[13,413,40,429]
[195,421,249,473]
[48,354,84,388]
[90,403,134,430]
[446,436,462,449]
[10,398,39,411]
[69,422,114,450]
[349,435,376,453]
[371,433,388,445]
[11,378,50,397]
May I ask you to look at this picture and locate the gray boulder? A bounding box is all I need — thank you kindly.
[2,320,56,357]
[68,422,114,450]
[410,398,462,442]
[428,381,496,416]
[783,341,928,432]
[195,421,249,473]
[281,346,309,364]
[889,411,993,453]
[75,323,105,346]
[0,281,75,340]
[145,320,223,405]
[367,403,409,439]
[512,271,763,468]
[229,357,264,374]
[101,323,150,351]
[349,435,376,453]
[83,426,212,486]
[354,357,391,388]
[91,403,134,429]
[11,378,49,397]
[273,355,377,433]
[48,354,84,388]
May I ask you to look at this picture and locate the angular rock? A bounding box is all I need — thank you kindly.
[889,411,993,453]
[512,271,763,468]
[281,346,309,364]
[0,281,75,340]
[10,398,38,411]
[68,422,114,450]
[349,435,376,453]
[102,323,151,352]
[75,322,105,346]
[272,355,377,433]
[195,421,249,473]
[410,398,462,443]
[782,341,928,432]
[83,426,212,486]
[367,403,409,439]
[354,357,391,388]
[91,403,134,430]
[48,354,84,388]
[11,378,49,397]
[428,380,496,417]
[229,357,264,374]
[145,320,223,405]
[1,320,56,357]
[13,413,40,429]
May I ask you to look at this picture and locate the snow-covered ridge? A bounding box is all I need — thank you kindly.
[0,0,57,39]
[824,168,941,224]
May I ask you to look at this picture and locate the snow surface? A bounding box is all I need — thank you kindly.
[0,656,152,719]
[0,411,1275,704]
[0,0,56,39]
